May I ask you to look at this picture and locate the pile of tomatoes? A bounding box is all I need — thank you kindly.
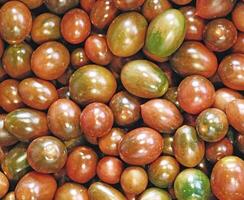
[0,0,243,200]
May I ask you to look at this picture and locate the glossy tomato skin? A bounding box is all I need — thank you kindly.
[27,136,67,174]
[80,0,96,13]
[162,134,174,156]
[69,65,117,105]
[226,99,244,134]
[71,48,90,69]
[232,33,244,54]
[178,75,215,114]
[170,41,218,78]
[0,171,9,198]
[0,64,7,83]
[148,156,180,188]
[56,67,74,86]
[183,113,197,127]
[84,34,113,66]
[19,78,58,110]
[120,167,148,195]
[15,172,57,200]
[237,134,244,154]
[88,182,127,200]
[196,0,236,19]
[121,60,169,98]
[98,128,126,156]
[141,99,183,133]
[3,43,32,79]
[203,18,237,52]
[109,91,141,126]
[144,9,186,60]
[142,0,172,21]
[174,169,211,200]
[31,13,61,44]
[61,9,91,44]
[47,99,81,141]
[96,156,123,184]
[196,108,229,142]
[1,144,30,181]
[5,108,48,142]
[171,0,192,5]
[232,2,244,32]
[125,193,137,200]
[197,158,210,175]
[163,87,181,110]
[0,1,32,44]
[64,135,86,153]
[143,51,169,62]
[109,53,143,76]
[57,87,70,99]
[159,62,176,87]
[113,0,145,10]
[180,6,205,41]
[31,41,70,80]
[218,54,244,91]
[66,146,98,184]
[107,12,148,57]
[0,80,24,112]
[90,0,118,29]
[0,114,17,147]
[206,137,233,163]
[44,0,79,14]
[174,125,205,167]
[1,0,244,196]
[213,88,243,111]
[2,191,15,200]
[19,0,43,9]
[54,183,88,200]
[84,135,99,145]
[138,188,171,200]
[119,127,163,165]
[211,156,244,200]
[80,103,114,138]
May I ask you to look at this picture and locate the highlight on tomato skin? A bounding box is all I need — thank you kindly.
[195,0,236,19]
[203,18,237,52]
[0,1,243,199]
[0,1,32,44]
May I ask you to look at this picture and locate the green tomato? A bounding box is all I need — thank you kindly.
[88,182,126,200]
[144,9,186,60]
[107,12,148,57]
[121,60,169,98]
[174,168,211,200]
